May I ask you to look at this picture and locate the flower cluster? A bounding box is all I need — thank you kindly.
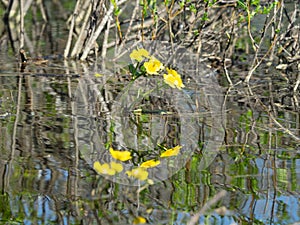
[93,145,182,182]
[129,48,185,89]
[93,161,123,176]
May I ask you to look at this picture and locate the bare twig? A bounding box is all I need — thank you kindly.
[244,1,282,83]
[64,0,81,58]
[121,0,140,44]
[19,0,24,49]
[70,2,92,58]
[80,2,114,60]
[37,0,48,22]
[246,85,300,142]
[101,12,111,59]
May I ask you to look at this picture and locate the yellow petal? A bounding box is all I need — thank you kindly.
[110,161,123,173]
[160,145,182,157]
[164,68,185,89]
[93,161,102,173]
[140,159,160,168]
[163,73,176,88]
[126,167,148,181]
[144,57,163,75]
[109,148,132,161]
[130,48,149,62]
[147,179,154,185]
[133,216,147,224]
[94,162,115,175]
[166,68,179,77]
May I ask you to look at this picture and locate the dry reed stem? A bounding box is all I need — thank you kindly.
[19,0,24,49]
[70,2,92,58]
[64,0,81,58]
[79,2,114,60]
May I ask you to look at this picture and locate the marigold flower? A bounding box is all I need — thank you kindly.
[144,57,164,75]
[109,148,132,161]
[126,167,148,181]
[130,48,150,62]
[160,145,182,157]
[163,68,185,89]
[140,159,160,168]
[93,161,116,176]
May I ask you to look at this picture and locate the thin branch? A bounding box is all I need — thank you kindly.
[101,12,111,59]
[64,0,81,58]
[80,2,114,60]
[244,1,282,83]
[19,0,24,49]
[70,1,92,58]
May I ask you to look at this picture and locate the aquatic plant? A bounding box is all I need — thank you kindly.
[129,47,185,90]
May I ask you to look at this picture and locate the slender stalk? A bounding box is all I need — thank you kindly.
[70,1,92,58]
[19,0,24,49]
[244,2,281,83]
[101,13,111,59]
[64,0,81,58]
[80,2,114,60]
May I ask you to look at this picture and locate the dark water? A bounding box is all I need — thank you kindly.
[1,5,300,225]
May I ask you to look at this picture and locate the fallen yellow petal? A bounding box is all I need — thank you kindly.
[160,145,182,157]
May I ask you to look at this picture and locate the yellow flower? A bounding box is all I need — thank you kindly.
[93,161,116,176]
[160,145,182,157]
[126,167,148,181]
[130,48,150,62]
[140,159,160,168]
[109,148,132,161]
[144,57,164,75]
[110,161,123,173]
[163,68,185,89]
[133,216,147,224]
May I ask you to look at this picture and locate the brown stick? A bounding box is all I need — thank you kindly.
[19,0,24,49]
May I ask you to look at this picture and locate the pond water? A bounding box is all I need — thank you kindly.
[1,6,300,225]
